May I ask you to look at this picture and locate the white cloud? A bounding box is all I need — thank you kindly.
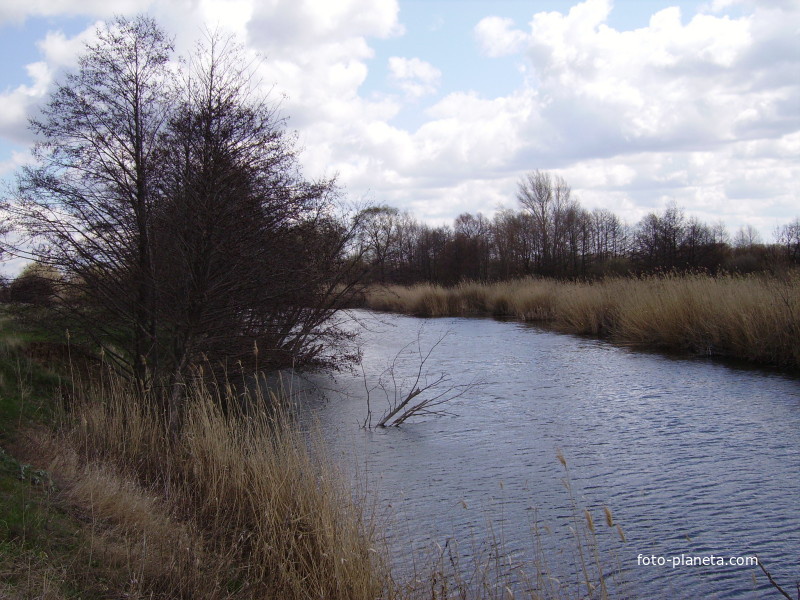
[0,149,36,179]
[247,0,400,53]
[0,24,101,145]
[0,0,157,23]
[388,56,441,99]
[243,0,402,133]
[198,0,252,38]
[37,25,100,69]
[0,0,797,241]
[474,16,526,57]
[329,0,798,234]
[458,1,797,193]
[0,62,51,143]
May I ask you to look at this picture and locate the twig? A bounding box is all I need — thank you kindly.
[756,556,795,600]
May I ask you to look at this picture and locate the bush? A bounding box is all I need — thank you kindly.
[6,263,59,306]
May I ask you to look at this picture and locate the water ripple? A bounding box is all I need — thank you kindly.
[300,311,800,599]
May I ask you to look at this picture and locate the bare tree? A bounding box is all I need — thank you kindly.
[776,218,800,263]
[633,203,687,271]
[355,205,402,283]
[491,209,535,278]
[413,224,451,283]
[150,31,367,421]
[7,15,174,387]
[516,170,575,275]
[590,208,627,262]
[451,212,492,280]
[5,20,366,419]
[733,224,763,249]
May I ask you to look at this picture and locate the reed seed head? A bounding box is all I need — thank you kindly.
[616,524,626,542]
[604,506,614,527]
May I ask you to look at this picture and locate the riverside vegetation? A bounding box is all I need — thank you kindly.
[364,272,800,371]
[0,15,631,599]
[0,312,636,599]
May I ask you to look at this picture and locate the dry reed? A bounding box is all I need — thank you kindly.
[364,272,800,369]
[21,370,632,600]
[40,374,389,600]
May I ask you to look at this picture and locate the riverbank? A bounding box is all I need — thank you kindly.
[0,313,624,599]
[363,272,800,370]
[0,315,389,598]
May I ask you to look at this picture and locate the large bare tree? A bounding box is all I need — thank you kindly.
[155,32,364,416]
[5,19,365,416]
[9,15,173,388]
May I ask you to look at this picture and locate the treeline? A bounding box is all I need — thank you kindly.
[355,171,800,284]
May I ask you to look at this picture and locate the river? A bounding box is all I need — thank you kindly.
[295,310,799,599]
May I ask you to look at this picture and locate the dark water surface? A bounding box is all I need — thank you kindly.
[296,310,799,599]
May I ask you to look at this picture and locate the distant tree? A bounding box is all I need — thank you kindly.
[7,263,60,305]
[733,224,763,249]
[450,212,491,281]
[776,218,800,263]
[413,224,451,283]
[679,216,715,270]
[516,170,577,275]
[355,205,402,283]
[491,209,534,278]
[709,221,730,246]
[391,211,421,283]
[632,203,687,271]
[589,208,628,262]
[562,205,591,276]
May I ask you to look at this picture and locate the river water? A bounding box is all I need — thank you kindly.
[295,310,799,599]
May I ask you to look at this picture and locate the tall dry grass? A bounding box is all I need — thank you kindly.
[41,375,389,600]
[365,272,800,369]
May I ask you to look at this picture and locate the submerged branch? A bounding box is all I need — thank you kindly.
[362,329,484,428]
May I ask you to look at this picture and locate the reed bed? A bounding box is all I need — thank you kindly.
[365,272,800,369]
[38,375,389,600]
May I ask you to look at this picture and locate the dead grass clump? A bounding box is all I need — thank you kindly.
[491,279,558,322]
[49,376,388,600]
[611,273,800,366]
[554,281,619,336]
[0,548,72,600]
[362,285,405,313]
[456,281,490,314]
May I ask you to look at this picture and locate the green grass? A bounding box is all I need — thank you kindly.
[0,310,65,434]
[0,309,100,599]
[0,445,91,599]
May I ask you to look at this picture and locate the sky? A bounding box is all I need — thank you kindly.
[0,0,798,261]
